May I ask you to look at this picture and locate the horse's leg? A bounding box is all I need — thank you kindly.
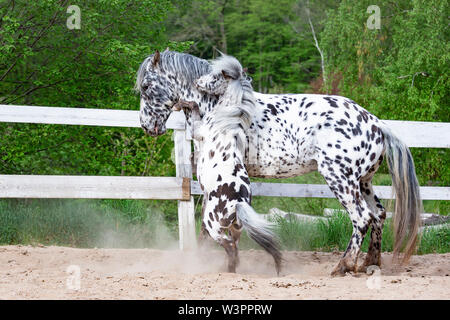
[358,157,387,272]
[318,163,373,276]
[197,196,210,246]
[230,221,243,267]
[358,183,386,272]
[202,205,238,273]
[332,194,373,276]
[220,233,238,273]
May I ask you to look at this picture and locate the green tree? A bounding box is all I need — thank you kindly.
[320,0,449,184]
[167,0,336,93]
[0,0,189,177]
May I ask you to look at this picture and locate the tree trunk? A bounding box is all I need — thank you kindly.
[306,5,327,92]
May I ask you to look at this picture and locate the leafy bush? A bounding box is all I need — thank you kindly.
[320,0,449,185]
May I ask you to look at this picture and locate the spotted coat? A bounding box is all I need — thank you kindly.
[137,51,422,276]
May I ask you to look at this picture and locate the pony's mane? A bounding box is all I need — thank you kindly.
[209,55,255,153]
[135,51,211,92]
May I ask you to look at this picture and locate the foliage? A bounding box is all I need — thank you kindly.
[0,199,177,247]
[167,0,336,93]
[2,0,446,184]
[0,0,189,178]
[320,0,449,184]
[169,0,449,185]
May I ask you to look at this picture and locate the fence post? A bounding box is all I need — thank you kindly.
[167,111,197,250]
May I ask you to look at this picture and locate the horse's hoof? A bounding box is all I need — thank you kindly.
[357,257,381,273]
[356,265,368,273]
[330,267,346,277]
[331,260,355,277]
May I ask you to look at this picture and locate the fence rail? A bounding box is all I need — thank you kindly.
[191,181,450,200]
[1,104,449,249]
[1,104,449,147]
[0,175,190,200]
[0,175,447,201]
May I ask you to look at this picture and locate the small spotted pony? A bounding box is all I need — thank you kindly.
[174,55,282,274]
[137,50,422,276]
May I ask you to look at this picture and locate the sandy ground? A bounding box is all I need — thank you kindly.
[0,245,449,300]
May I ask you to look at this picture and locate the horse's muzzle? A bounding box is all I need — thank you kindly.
[142,124,166,136]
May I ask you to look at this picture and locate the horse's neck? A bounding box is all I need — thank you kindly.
[176,81,218,120]
[208,87,241,115]
[205,102,248,159]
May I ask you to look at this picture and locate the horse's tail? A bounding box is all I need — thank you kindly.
[380,124,422,264]
[236,202,282,274]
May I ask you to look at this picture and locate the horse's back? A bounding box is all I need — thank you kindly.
[247,92,385,178]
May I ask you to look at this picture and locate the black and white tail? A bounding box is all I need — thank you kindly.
[381,124,422,263]
[236,202,282,274]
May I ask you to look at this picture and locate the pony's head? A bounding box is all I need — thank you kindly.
[195,55,252,97]
[136,51,174,136]
[136,50,210,136]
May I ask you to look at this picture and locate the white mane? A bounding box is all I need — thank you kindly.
[208,55,255,152]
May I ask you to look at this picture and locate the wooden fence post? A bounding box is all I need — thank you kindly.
[167,111,197,250]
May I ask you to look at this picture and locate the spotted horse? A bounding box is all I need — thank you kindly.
[172,55,282,274]
[136,50,422,276]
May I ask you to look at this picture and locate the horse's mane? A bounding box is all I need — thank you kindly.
[136,51,255,152]
[135,50,211,92]
[208,55,255,153]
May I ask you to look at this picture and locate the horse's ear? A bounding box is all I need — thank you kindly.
[163,47,170,53]
[221,70,234,80]
[152,50,161,68]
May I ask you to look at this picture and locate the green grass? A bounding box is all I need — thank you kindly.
[418,226,450,254]
[197,211,449,254]
[0,174,448,255]
[0,199,178,248]
[273,212,449,254]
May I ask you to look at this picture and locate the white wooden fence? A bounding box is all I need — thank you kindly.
[1,104,449,249]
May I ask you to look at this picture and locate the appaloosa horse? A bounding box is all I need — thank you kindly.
[136,50,422,276]
[173,54,282,274]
